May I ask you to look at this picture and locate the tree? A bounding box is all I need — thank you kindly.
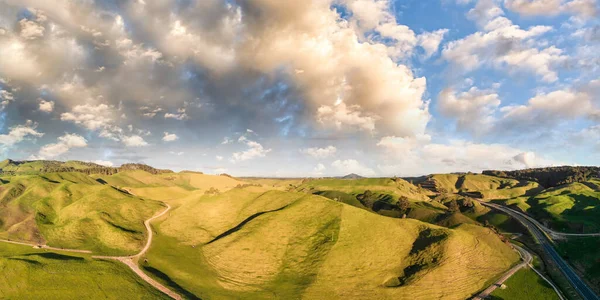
[397,196,410,213]
[447,199,459,213]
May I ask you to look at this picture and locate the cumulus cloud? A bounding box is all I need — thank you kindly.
[313,163,326,176]
[162,132,178,142]
[443,0,565,82]
[91,160,114,167]
[0,121,44,147]
[331,159,376,176]
[231,138,271,162]
[38,98,54,113]
[18,18,45,40]
[35,133,87,159]
[0,89,14,111]
[377,137,560,176]
[121,135,148,147]
[301,145,338,159]
[497,88,596,131]
[438,87,501,134]
[60,103,116,131]
[504,0,599,19]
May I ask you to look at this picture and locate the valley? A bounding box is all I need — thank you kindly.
[1,160,599,299]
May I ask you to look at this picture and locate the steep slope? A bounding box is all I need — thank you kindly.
[142,188,519,300]
[0,173,164,255]
[522,182,600,233]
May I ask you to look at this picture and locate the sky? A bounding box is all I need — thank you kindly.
[0,0,598,177]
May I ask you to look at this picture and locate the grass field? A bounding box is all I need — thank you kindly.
[0,242,169,299]
[489,268,560,300]
[141,187,518,300]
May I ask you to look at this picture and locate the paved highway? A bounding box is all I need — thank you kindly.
[480,201,599,300]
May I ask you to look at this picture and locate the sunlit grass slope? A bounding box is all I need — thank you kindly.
[522,182,600,233]
[143,188,518,300]
[0,243,169,299]
[0,173,164,255]
[94,171,246,201]
[430,174,541,200]
[298,177,431,202]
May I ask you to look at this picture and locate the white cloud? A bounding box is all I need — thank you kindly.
[164,108,188,120]
[162,132,178,142]
[418,29,449,58]
[504,0,598,19]
[121,135,148,147]
[216,155,223,161]
[36,133,87,159]
[438,87,501,134]
[18,18,45,40]
[377,137,561,176]
[0,89,14,111]
[301,146,337,159]
[231,139,271,162]
[92,160,114,167]
[313,163,326,176]
[317,102,379,132]
[443,0,563,82]
[0,121,44,147]
[38,98,54,113]
[331,159,376,177]
[498,88,595,130]
[61,103,116,131]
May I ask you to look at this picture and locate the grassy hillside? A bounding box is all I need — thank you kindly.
[298,177,431,201]
[429,174,541,200]
[0,173,164,255]
[141,188,519,300]
[513,182,600,233]
[0,243,169,299]
[94,171,246,202]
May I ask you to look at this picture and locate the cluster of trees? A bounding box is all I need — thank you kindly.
[0,160,174,177]
[484,166,600,188]
[356,190,410,214]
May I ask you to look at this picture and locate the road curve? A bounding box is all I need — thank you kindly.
[473,244,532,299]
[480,201,600,300]
[93,203,182,300]
[488,204,600,238]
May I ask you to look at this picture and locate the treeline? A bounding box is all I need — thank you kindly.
[483,166,600,188]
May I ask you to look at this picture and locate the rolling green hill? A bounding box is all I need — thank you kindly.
[519,181,600,233]
[428,174,541,200]
[141,187,519,299]
[0,173,164,255]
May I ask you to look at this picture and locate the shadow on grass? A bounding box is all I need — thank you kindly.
[22,252,85,261]
[142,265,201,300]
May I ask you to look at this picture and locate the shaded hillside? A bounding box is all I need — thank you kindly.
[483,166,600,189]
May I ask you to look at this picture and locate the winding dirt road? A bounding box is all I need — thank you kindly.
[93,203,181,300]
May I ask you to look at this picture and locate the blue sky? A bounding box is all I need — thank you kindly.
[0,0,598,177]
